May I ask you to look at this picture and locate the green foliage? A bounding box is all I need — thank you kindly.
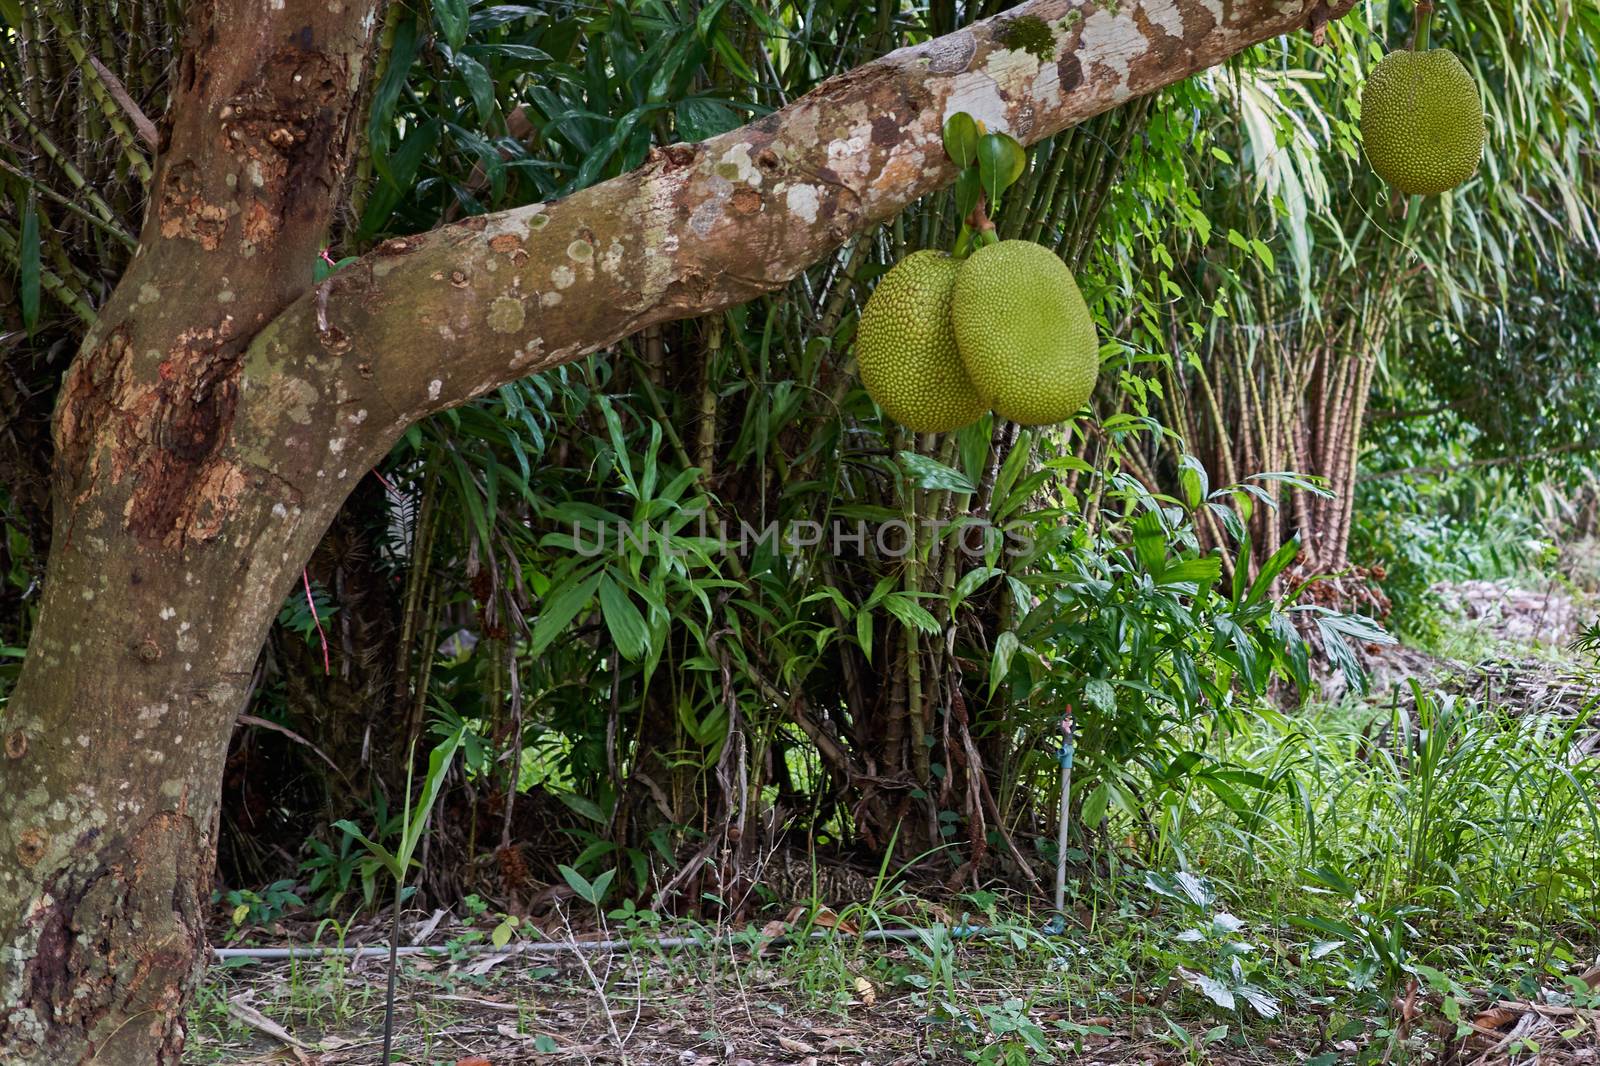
[1144,872,1280,1020]
[1353,458,1550,640]
[216,880,304,942]
[270,6,1430,914]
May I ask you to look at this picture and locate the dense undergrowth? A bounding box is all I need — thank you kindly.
[191,623,1600,1062]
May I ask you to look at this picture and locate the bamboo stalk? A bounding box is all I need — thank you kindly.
[1,96,120,222]
[39,6,153,181]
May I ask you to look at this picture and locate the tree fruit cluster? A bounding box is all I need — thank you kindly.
[855,114,1100,433]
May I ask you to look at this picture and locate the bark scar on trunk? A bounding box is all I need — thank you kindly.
[54,314,255,547]
[3,813,206,1064]
[220,45,351,252]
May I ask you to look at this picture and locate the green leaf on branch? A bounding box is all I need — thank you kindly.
[432,0,469,51]
[943,111,979,168]
[977,132,1025,212]
[989,630,1019,696]
[954,168,983,226]
[882,592,941,634]
[453,52,499,128]
[598,574,649,661]
[332,820,404,879]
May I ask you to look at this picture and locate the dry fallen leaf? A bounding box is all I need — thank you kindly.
[777,1035,818,1055]
[853,975,877,1006]
[454,1057,493,1066]
[807,907,859,935]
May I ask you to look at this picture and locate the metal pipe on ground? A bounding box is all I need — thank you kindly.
[211,925,986,963]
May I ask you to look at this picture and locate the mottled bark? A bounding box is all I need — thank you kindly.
[0,0,1351,1061]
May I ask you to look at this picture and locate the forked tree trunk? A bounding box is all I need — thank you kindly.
[0,1,382,1058]
[0,0,1352,1059]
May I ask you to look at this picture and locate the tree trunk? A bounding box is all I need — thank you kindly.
[0,0,379,1058]
[0,0,1354,1059]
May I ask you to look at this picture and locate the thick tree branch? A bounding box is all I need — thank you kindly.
[245,0,1353,449]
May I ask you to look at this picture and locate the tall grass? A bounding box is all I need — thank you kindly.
[1156,684,1600,994]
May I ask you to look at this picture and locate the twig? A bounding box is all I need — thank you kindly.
[227,996,317,1062]
[86,55,158,150]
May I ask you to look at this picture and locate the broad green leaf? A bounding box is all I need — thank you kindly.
[1080,783,1110,827]
[989,630,1019,696]
[1178,455,1208,509]
[1131,511,1167,577]
[881,593,940,634]
[432,0,469,51]
[331,820,403,878]
[558,864,595,900]
[1244,536,1300,607]
[951,565,1004,605]
[977,132,1025,211]
[359,118,441,237]
[528,571,601,656]
[365,15,420,183]
[468,5,538,31]
[557,793,607,824]
[953,168,983,226]
[1158,557,1223,587]
[587,868,616,904]
[943,111,979,168]
[465,43,552,62]
[399,725,465,864]
[453,53,499,127]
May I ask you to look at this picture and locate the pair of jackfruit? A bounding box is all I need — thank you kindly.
[1362,48,1484,196]
[857,240,1098,432]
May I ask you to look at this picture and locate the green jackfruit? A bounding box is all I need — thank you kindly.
[950,240,1098,426]
[856,250,986,433]
[1361,48,1484,196]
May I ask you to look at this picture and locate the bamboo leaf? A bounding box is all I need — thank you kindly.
[896,451,976,493]
[529,571,601,656]
[989,630,1019,696]
[433,0,469,51]
[398,726,465,866]
[598,574,648,661]
[453,53,499,127]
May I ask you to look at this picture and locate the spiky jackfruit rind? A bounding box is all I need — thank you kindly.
[950,240,1099,427]
[1361,48,1485,196]
[856,251,987,433]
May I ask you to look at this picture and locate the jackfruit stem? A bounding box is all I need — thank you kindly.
[955,193,998,258]
[966,192,997,237]
[1409,0,1434,52]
